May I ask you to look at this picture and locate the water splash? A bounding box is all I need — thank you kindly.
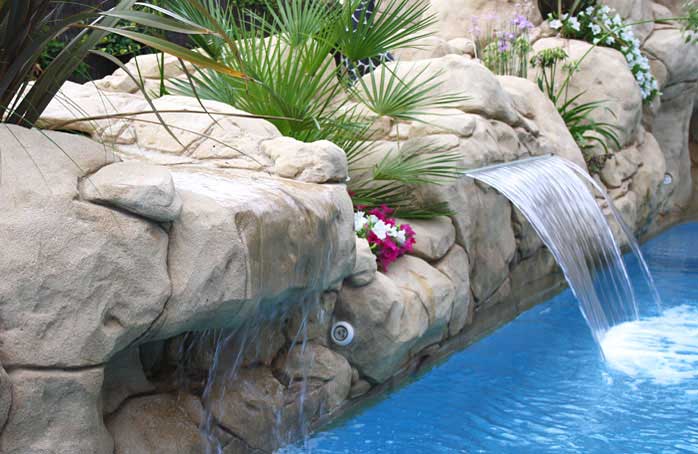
[602,305,698,385]
[465,155,660,345]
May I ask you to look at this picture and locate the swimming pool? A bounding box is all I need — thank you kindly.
[291,222,698,453]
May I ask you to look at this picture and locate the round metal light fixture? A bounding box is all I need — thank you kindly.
[330,321,355,346]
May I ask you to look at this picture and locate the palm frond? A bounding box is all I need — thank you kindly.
[351,64,468,122]
[372,148,464,185]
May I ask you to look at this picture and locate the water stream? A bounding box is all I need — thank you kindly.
[465,155,661,345]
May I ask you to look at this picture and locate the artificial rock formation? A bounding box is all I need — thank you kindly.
[2,0,696,452]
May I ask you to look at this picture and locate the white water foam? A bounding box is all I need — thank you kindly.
[601,305,698,385]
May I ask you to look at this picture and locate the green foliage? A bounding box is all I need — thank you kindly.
[470,4,535,78]
[149,0,465,217]
[531,47,620,173]
[681,0,698,44]
[96,24,144,57]
[37,40,90,80]
[0,0,138,126]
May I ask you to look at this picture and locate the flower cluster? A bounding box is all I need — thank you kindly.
[548,5,659,101]
[354,205,415,271]
[469,1,535,77]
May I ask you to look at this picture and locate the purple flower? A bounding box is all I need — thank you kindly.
[512,14,533,30]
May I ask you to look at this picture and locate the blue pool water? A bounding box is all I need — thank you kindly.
[294,222,698,453]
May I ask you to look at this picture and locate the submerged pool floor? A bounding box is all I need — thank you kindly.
[290,223,698,453]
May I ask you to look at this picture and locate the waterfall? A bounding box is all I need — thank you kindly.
[465,155,661,345]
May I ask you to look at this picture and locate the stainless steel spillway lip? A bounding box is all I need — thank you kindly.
[462,154,556,176]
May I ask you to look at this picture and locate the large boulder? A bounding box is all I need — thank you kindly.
[532,38,643,150]
[208,367,285,452]
[404,216,456,262]
[1,368,112,454]
[273,343,353,411]
[107,394,202,454]
[81,161,183,222]
[335,273,428,383]
[434,245,473,336]
[0,126,171,367]
[385,255,456,348]
[498,75,586,168]
[149,168,354,339]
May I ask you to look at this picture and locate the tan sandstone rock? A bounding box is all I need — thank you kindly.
[1,368,112,454]
[403,216,456,261]
[386,255,456,348]
[348,237,378,287]
[107,394,202,454]
[81,161,183,222]
[0,126,170,367]
[532,38,643,150]
[336,273,428,383]
[273,343,353,411]
[434,245,473,336]
[261,137,348,184]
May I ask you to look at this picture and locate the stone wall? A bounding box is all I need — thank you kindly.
[1,0,697,452]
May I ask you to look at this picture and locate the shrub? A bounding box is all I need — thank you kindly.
[469,1,535,77]
[531,47,621,173]
[546,4,659,101]
[152,0,465,218]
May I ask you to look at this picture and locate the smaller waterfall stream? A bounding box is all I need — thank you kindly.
[465,155,661,345]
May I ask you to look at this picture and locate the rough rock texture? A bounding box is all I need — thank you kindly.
[434,245,473,336]
[81,161,183,222]
[102,347,155,415]
[107,394,202,454]
[0,125,170,367]
[348,237,378,287]
[0,363,10,432]
[644,27,698,212]
[273,343,353,411]
[405,216,456,261]
[1,368,112,454]
[533,38,643,149]
[153,168,354,339]
[386,255,455,349]
[336,273,428,383]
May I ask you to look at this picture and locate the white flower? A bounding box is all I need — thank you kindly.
[354,211,367,232]
[601,5,611,14]
[613,14,623,26]
[368,214,379,225]
[371,220,389,240]
[585,6,595,15]
[606,36,615,45]
[590,23,602,35]
[395,229,407,245]
[387,225,399,238]
[636,71,645,82]
[593,37,600,44]
[549,19,563,30]
[561,13,569,20]
[569,17,581,31]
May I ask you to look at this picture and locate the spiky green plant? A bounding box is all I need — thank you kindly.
[531,47,621,173]
[144,0,467,217]
[0,0,141,126]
